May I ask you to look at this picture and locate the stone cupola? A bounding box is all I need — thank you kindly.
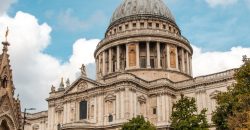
[94,0,193,82]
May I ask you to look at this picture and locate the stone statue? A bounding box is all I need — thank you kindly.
[80,64,87,77]
[51,85,56,93]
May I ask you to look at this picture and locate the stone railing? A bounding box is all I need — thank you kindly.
[97,28,190,49]
[26,111,48,119]
[175,69,236,89]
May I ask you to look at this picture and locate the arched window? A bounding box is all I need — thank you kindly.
[79,100,88,120]
[32,124,39,130]
[2,76,8,88]
[0,120,10,130]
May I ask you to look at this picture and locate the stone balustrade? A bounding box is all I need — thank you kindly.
[97,28,190,50]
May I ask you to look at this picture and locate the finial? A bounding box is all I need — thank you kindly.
[66,78,70,87]
[58,77,65,91]
[80,64,87,77]
[5,27,9,42]
[2,27,10,52]
[60,77,64,87]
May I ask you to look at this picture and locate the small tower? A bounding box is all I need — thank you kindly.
[0,27,22,130]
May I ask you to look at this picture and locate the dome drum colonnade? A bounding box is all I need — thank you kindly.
[94,0,193,81]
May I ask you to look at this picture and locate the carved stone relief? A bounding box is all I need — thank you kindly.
[77,82,88,91]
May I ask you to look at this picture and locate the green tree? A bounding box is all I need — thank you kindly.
[121,115,156,130]
[212,59,250,130]
[170,94,209,130]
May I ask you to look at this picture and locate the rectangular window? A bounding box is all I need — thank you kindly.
[119,26,122,31]
[140,58,146,68]
[156,23,160,28]
[133,23,137,28]
[153,107,157,115]
[150,58,155,68]
[163,24,166,29]
[125,24,129,29]
[148,22,152,28]
[140,22,144,28]
[108,114,113,122]
[80,101,87,120]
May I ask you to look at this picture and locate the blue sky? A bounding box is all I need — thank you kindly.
[1,0,250,111]
[8,0,250,61]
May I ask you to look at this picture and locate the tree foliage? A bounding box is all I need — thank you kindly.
[170,94,209,130]
[121,115,156,130]
[212,60,250,130]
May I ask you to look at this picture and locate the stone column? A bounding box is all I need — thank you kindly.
[181,49,185,72]
[98,55,101,72]
[166,44,170,69]
[190,56,193,76]
[116,46,120,71]
[109,49,112,73]
[103,51,106,75]
[186,52,190,75]
[157,42,161,69]
[176,47,179,70]
[126,44,129,70]
[146,42,151,68]
[136,43,140,68]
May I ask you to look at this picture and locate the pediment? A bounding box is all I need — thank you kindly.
[137,95,146,103]
[55,104,63,112]
[104,94,116,102]
[210,90,222,98]
[64,77,99,95]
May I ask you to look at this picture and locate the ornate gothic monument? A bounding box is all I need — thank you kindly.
[0,28,22,130]
[25,0,237,130]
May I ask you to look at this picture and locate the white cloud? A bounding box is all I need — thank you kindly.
[0,0,16,15]
[0,9,249,112]
[0,11,99,111]
[206,0,238,7]
[192,45,250,77]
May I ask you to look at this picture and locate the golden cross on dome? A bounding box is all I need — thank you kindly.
[5,27,9,42]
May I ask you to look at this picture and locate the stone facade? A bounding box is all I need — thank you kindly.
[27,0,239,130]
[0,39,22,129]
[24,111,48,130]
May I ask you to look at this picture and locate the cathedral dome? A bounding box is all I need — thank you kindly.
[110,0,175,25]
